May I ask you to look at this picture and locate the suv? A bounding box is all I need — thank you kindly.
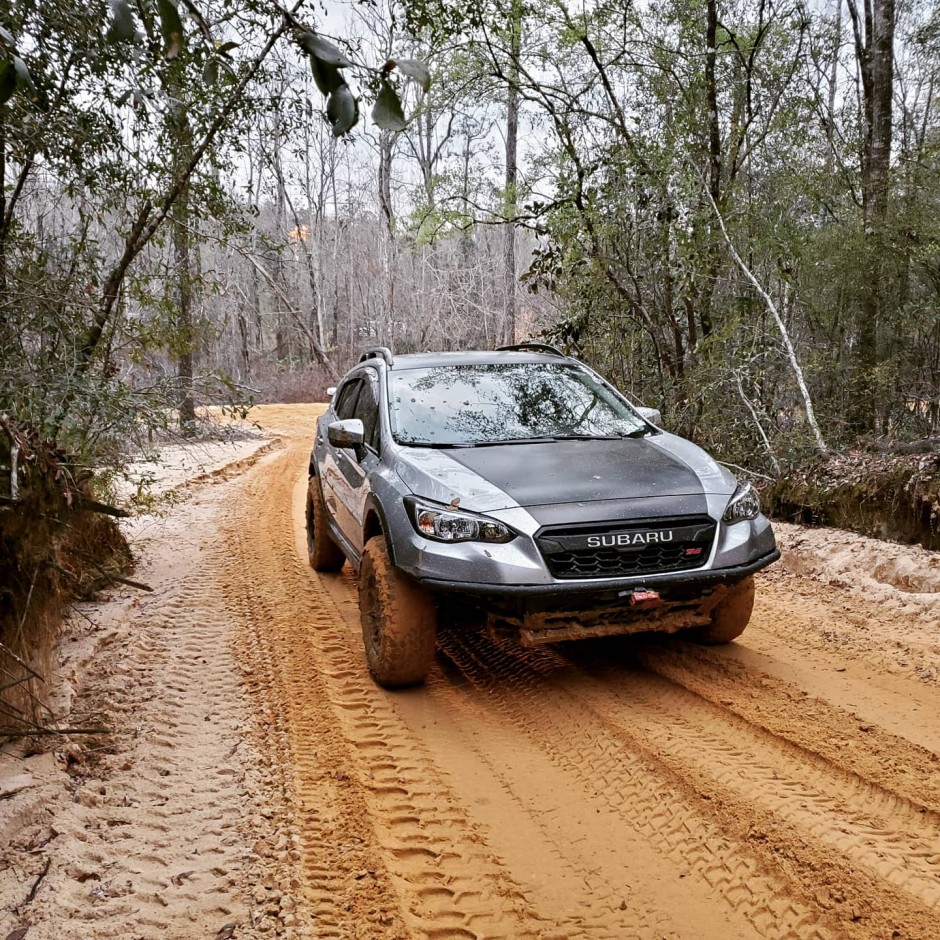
[307,344,779,688]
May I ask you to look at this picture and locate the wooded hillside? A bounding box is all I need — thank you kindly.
[2,0,937,476]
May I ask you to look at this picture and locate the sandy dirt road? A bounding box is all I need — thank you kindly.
[3,402,940,939]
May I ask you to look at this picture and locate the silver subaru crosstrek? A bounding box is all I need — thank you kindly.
[307,344,779,688]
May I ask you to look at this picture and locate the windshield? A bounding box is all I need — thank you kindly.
[390,362,649,446]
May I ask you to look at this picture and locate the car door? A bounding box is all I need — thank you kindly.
[320,377,363,543]
[323,369,382,556]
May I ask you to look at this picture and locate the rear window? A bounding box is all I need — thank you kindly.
[389,362,646,446]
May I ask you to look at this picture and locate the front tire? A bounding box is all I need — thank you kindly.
[359,535,437,688]
[689,576,755,644]
[306,476,346,571]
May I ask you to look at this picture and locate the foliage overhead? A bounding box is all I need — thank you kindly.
[1,0,939,490]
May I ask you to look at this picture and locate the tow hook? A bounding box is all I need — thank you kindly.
[623,587,661,609]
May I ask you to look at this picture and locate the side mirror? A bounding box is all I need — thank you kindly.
[326,386,337,398]
[328,419,364,449]
[636,406,662,427]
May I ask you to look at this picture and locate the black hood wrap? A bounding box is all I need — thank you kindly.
[446,439,709,524]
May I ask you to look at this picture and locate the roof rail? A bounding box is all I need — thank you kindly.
[359,346,394,366]
[496,342,568,357]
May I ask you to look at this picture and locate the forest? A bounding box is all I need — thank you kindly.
[0,0,939,684]
[1,0,937,476]
[3,3,940,928]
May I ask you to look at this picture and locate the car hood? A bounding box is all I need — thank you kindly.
[394,434,736,514]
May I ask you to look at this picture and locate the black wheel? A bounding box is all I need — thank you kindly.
[306,476,345,571]
[689,576,755,644]
[359,535,436,688]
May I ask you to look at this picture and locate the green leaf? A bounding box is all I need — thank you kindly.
[107,0,137,43]
[157,0,184,60]
[392,57,431,93]
[372,80,407,132]
[297,32,350,68]
[0,60,15,105]
[12,56,32,89]
[11,56,48,111]
[326,85,358,137]
[202,57,218,85]
[218,59,237,84]
[309,55,344,95]
[0,26,16,47]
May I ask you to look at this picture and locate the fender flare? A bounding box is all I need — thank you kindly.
[363,496,396,567]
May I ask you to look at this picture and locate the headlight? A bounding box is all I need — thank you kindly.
[407,498,515,544]
[722,481,761,524]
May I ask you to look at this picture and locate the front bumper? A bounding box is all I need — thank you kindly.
[417,548,780,599]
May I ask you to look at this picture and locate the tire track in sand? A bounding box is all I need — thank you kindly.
[562,646,940,914]
[434,626,838,940]
[617,635,940,813]
[436,625,940,939]
[221,438,551,940]
[223,405,940,940]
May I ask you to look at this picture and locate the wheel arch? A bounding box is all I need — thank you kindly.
[363,498,395,566]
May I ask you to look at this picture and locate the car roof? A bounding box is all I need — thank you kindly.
[386,350,573,370]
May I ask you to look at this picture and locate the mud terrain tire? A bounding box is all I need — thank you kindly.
[359,535,437,688]
[306,477,345,571]
[690,575,755,644]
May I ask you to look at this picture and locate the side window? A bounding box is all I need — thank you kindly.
[353,374,381,453]
[334,379,361,420]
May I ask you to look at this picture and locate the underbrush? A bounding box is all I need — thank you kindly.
[1,422,131,735]
[766,449,940,549]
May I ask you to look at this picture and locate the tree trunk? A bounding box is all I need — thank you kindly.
[378,130,394,237]
[168,67,196,432]
[503,1,521,346]
[0,107,7,300]
[272,109,289,365]
[171,201,196,430]
[848,0,895,431]
[699,0,722,342]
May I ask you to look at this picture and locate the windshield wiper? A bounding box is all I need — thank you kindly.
[543,429,652,440]
[459,436,560,447]
[397,431,650,448]
[452,434,646,446]
[394,439,472,448]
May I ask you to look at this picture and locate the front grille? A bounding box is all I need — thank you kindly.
[537,517,715,580]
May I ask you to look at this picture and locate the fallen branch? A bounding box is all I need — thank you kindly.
[109,574,153,593]
[718,460,775,483]
[74,495,131,518]
[0,642,45,684]
[0,699,52,734]
[0,726,110,738]
[733,372,781,476]
[237,250,340,381]
[24,857,51,906]
[66,549,152,592]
